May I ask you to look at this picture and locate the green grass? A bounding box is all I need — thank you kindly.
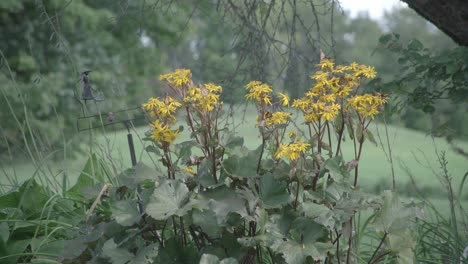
[1,106,467,200]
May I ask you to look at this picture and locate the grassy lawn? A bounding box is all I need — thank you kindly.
[1,106,467,201]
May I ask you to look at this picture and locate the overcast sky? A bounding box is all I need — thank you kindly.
[338,0,408,19]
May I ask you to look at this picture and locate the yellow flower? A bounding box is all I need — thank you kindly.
[347,94,387,119]
[292,98,310,111]
[275,139,310,161]
[184,166,195,174]
[245,81,263,90]
[320,94,336,103]
[159,68,192,89]
[265,111,292,126]
[317,59,334,70]
[321,103,341,121]
[142,96,181,122]
[159,96,181,117]
[360,66,377,79]
[288,130,297,139]
[142,97,159,111]
[186,83,222,112]
[204,83,222,93]
[311,71,329,81]
[304,112,319,123]
[278,93,290,106]
[332,74,356,97]
[151,120,180,144]
[245,81,273,105]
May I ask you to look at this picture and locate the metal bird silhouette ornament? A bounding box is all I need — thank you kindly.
[80,70,105,104]
[81,70,94,102]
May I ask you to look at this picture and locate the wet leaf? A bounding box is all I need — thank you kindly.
[112,199,140,226]
[145,180,192,220]
[259,173,291,209]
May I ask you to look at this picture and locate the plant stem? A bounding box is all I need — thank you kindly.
[294,178,300,210]
[383,117,396,191]
[367,232,387,264]
[335,113,345,157]
[185,106,208,157]
[346,218,353,264]
[335,230,341,264]
[189,225,201,250]
[353,135,364,187]
[370,251,391,264]
[257,138,266,174]
[326,122,333,157]
[172,216,178,241]
[211,146,218,184]
[180,216,186,246]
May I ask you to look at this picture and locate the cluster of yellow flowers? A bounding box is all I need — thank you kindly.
[348,93,388,119]
[150,120,180,144]
[265,111,292,126]
[142,69,194,145]
[184,83,222,112]
[275,139,311,161]
[143,68,226,146]
[244,80,292,128]
[245,81,273,105]
[291,59,381,123]
[143,96,182,144]
[143,96,181,120]
[144,60,386,161]
[159,68,192,89]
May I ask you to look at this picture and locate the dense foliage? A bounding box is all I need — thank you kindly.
[0,64,430,263]
[373,33,468,140]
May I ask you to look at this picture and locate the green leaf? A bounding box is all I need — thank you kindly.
[4,239,30,264]
[221,132,244,149]
[196,159,220,187]
[363,129,377,146]
[221,146,262,179]
[197,186,248,224]
[323,156,348,181]
[59,237,87,261]
[0,179,49,216]
[155,237,198,263]
[407,39,423,51]
[130,243,159,264]
[422,104,435,114]
[379,34,393,45]
[145,145,160,154]
[199,254,220,264]
[145,180,192,220]
[102,239,133,264]
[302,202,334,229]
[271,240,333,264]
[446,62,459,74]
[259,173,291,209]
[387,230,416,264]
[199,253,238,264]
[0,223,9,243]
[0,179,50,216]
[112,199,141,226]
[192,209,222,237]
[67,154,106,199]
[237,235,268,247]
[120,162,163,188]
[174,140,197,162]
[372,191,419,233]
